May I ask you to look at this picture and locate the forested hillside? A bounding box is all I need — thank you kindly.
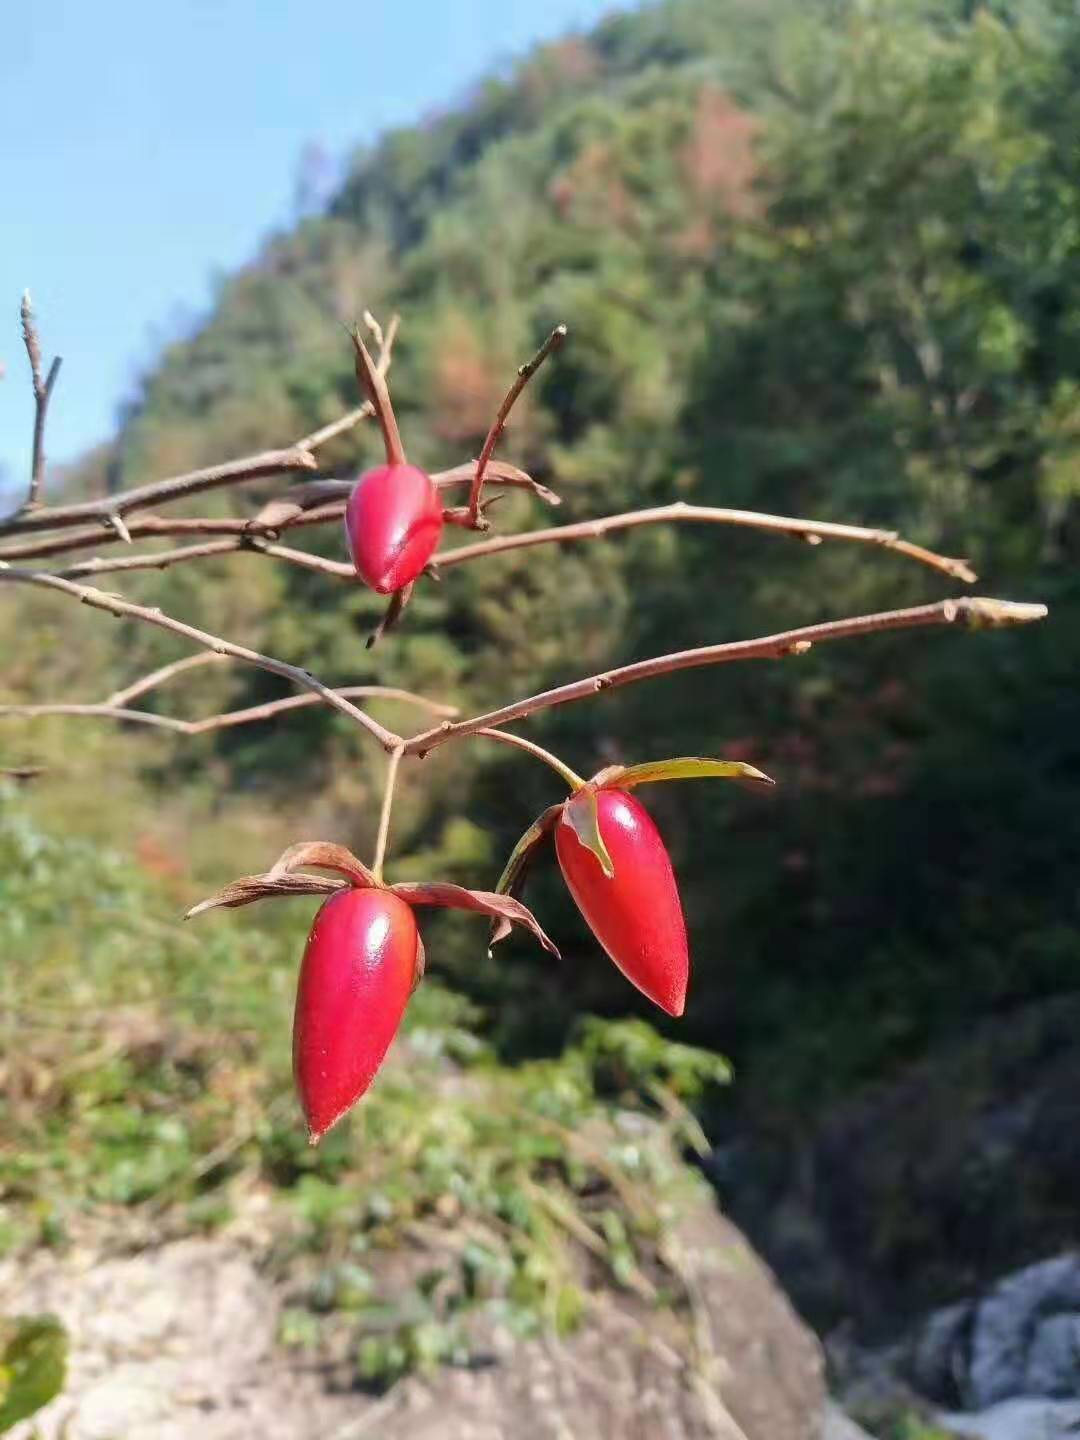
[3,0,1078,1331]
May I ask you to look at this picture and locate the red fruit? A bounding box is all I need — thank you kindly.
[554,788,689,1017]
[344,463,444,594]
[293,887,418,1142]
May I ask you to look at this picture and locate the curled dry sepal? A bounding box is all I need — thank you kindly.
[187,841,557,1144]
[495,758,774,1019]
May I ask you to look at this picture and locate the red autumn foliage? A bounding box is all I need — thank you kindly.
[548,142,634,229]
[430,311,505,444]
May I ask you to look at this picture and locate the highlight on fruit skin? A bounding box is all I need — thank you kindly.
[293,887,418,1144]
[556,787,689,1017]
[345,462,444,595]
[495,756,774,1017]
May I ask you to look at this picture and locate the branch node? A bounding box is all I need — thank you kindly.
[106,513,133,544]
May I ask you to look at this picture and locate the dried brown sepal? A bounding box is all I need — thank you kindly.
[185,872,344,919]
[367,582,413,649]
[388,881,560,957]
[266,841,378,888]
[433,459,561,508]
[492,803,564,904]
[352,328,406,467]
[249,481,352,533]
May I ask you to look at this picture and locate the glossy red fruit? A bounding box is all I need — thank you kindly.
[554,788,689,1017]
[344,463,443,594]
[293,887,418,1142]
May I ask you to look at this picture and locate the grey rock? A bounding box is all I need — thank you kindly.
[940,1397,1080,1440]
[908,1300,974,1405]
[1025,1313,1080,1399]
[967,1254,1080,1407]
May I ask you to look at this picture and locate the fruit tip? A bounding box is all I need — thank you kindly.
[660,987,687,1019]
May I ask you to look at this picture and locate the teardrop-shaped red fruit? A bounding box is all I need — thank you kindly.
[293,888,418,1142]
[554,789,689,1017]
[344,463,444,594]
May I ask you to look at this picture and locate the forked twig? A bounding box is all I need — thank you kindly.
[0,685,455,737]
[0,565,399,751]
[106,651,229,706]
[466,325,567,527]
[20,291,63,508]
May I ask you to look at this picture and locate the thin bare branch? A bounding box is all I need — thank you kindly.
[20,291,63,507]
[0,565,402,751]
[54,539,248,580]
[372,745,405,881]
[0,702,190,732]
[30,490,970,592]
[0,448,321,539]
[403,597,1048,756]
[245,538,354,579]
[0,463,553,566]
[466,325,567,527]
[0,509,341,563]
[294,406,372,453]
[0,686,456,737]
[192,686,456,729]
[106,651,229,706]
[437,500,977,584]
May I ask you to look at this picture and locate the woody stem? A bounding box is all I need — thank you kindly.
[474,726,585,790]
[373,745,404,882]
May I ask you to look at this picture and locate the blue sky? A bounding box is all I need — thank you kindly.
[0,0,619,495]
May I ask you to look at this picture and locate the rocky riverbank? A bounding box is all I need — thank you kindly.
[2,1195,826,1439]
